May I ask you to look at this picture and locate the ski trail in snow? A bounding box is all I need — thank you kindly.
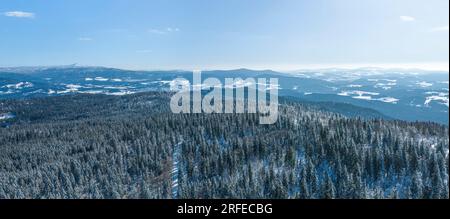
[171,141,182,199]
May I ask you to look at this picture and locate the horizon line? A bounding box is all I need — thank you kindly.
[0,62,449,73]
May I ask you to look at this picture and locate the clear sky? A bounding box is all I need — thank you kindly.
[0,0,448,71]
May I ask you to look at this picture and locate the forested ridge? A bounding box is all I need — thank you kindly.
[0,92,448,199]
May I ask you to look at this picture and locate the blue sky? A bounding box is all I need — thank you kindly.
[0,0,448,71]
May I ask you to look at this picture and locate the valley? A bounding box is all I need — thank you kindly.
[1,66,448,124]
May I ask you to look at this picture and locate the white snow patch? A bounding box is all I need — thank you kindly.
[347,84,363,88]
[4,82,33,89]
[377,97,399,104]
[0,90,15,95]
[66,84,83,89]
[104,86,130,90]
[78,90,105,94]
[337,91,350,96]
[425,95,449,107]
[0,113,15,120]
[374,81,397,90]
[107,90,136,96]
[353,95,372,100]
[94,77,109,82]
[57,89,76,94]
[338,90,380,97]
[27,89,45,94]
[416,81,433,88]
[337,90,398,103]
[57,84,82,94]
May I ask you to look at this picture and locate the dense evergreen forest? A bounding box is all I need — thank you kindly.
[0,92,448,199]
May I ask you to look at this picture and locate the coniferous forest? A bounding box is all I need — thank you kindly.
[0,92,448,199]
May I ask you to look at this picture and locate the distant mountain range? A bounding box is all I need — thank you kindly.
[0,66,448,124]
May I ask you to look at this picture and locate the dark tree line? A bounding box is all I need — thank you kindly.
[0,92,448,199]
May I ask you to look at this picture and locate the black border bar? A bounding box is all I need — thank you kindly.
[0,199,448,217]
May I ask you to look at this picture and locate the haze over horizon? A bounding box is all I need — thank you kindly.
[1,63,449,73]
